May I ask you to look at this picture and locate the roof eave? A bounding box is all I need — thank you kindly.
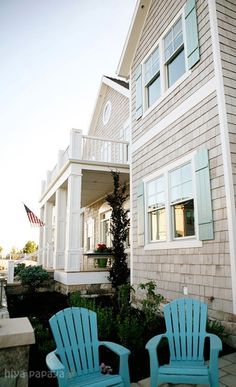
[116,0,152,79]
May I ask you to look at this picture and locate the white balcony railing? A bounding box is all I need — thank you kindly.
[42,129,129,195]
[82,134,129,164]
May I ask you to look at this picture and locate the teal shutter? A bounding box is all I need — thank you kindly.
[195,149,214,240]
[137,182,145,246]
[135,64,143,120]
[184,0,200,69]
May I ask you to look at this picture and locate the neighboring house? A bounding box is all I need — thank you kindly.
[38,76,130,292]
[117,0,236,340]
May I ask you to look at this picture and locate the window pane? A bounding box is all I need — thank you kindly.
[170,163,192,202]
[182,181,192,199]
[164,18,183,61]
[173,199,195,238]
[167,48,185,87]
[147,176,165,207]
[150,208,166,241]
[145,47,159,84]
[147,76,161,107]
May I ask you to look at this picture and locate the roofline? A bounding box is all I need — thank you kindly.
[103,76,129,98]
[116,0,151,79]
[88,75,129,135]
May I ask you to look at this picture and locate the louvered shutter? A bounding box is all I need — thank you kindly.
[184,0,200,69]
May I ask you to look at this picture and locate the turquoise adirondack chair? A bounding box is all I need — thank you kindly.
[46,307,130,387]
[145,298,222,387]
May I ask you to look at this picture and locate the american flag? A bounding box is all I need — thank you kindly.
[24,204,44,227]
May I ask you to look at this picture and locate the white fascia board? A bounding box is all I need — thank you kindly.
[88,76,129,135]
[88,77,107,136]
[103,76,130,98]
[208,0,236,314]
[117,0,151,79]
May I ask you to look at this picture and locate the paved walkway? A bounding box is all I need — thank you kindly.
[131,352,236,387]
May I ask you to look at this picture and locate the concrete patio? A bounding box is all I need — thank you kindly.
[131,352,236,387]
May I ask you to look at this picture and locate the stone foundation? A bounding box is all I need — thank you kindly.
[0,318,35,387]
[54,280,113,295]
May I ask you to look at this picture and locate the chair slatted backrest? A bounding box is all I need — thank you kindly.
[164,298,207,361]
[49,307,100,377]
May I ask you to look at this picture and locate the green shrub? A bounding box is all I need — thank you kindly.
[31,317,55,354]
[207,318,229,340]
[14,263,26,277]
[17,265,49,292]
[139,281,164,329]
[96,307,115,340]
[68,291,96,310]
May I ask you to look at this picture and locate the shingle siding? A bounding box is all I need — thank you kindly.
[131,0,214,144]
[92,86,129,139]
[130,0,234,315]
[217,0,236,206]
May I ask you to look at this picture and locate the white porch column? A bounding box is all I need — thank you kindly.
[42,201,54,269]
[65,170,82,271]
[38,206,45,265]
[69,129,82,159]
[54,188,67,270]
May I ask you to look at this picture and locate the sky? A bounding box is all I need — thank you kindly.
[0,0,136,254]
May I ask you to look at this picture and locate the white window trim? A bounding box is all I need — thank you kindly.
[141,6,191,117]
[85,217,95,252]
[143,152,202,250]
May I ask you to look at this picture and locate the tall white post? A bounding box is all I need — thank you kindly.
[69,129,82,159]
[65,169,82,271]
[38,206,45,265]
[54,188,67,270]
[7,260,15,284]
[42,201,53,269]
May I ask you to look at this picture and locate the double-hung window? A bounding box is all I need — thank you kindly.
[137,150,213,249]
[135,0,200,119]
[164,17,185,88]
[100,210,111,248]
[146,163,194,243]
[147,175,166,241]
[144,46,161,108]
[170,163,194,238]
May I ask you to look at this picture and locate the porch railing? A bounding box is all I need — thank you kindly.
[42,129,129,195]
[82,135,129,164]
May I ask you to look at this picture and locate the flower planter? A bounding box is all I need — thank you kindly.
[97,257,108,268]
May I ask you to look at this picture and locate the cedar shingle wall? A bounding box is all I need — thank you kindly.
[130,0,233,314]
[217,0,236,205]
[92,86,129,139]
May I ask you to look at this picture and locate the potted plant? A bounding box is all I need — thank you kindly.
[94,243,112,268]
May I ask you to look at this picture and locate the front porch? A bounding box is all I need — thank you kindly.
[38,128,129,287]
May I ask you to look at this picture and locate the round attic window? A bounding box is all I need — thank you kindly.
[103,101,112,125]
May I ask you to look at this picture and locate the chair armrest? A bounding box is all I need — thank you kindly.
[99,341,130,387]
[145,333,166,352]
[46,350,65,372]
[206,333,222,352]
[99,341,131,356]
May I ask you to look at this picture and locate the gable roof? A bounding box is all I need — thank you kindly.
[105,76,129,90]
[88,75,130,135]
[116,0,151,79]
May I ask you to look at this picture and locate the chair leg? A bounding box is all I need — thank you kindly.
[209,368,219,387]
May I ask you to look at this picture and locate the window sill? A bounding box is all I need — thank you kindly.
[144,239,202,250]
[142,70,191,120]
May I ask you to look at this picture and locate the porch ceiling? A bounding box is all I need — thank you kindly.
[81,169,129,207]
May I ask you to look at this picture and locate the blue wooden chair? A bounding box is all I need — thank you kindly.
[46,307,130,387]
[145,298,222,387]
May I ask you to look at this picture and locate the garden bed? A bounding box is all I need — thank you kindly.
[6,289,235,386]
